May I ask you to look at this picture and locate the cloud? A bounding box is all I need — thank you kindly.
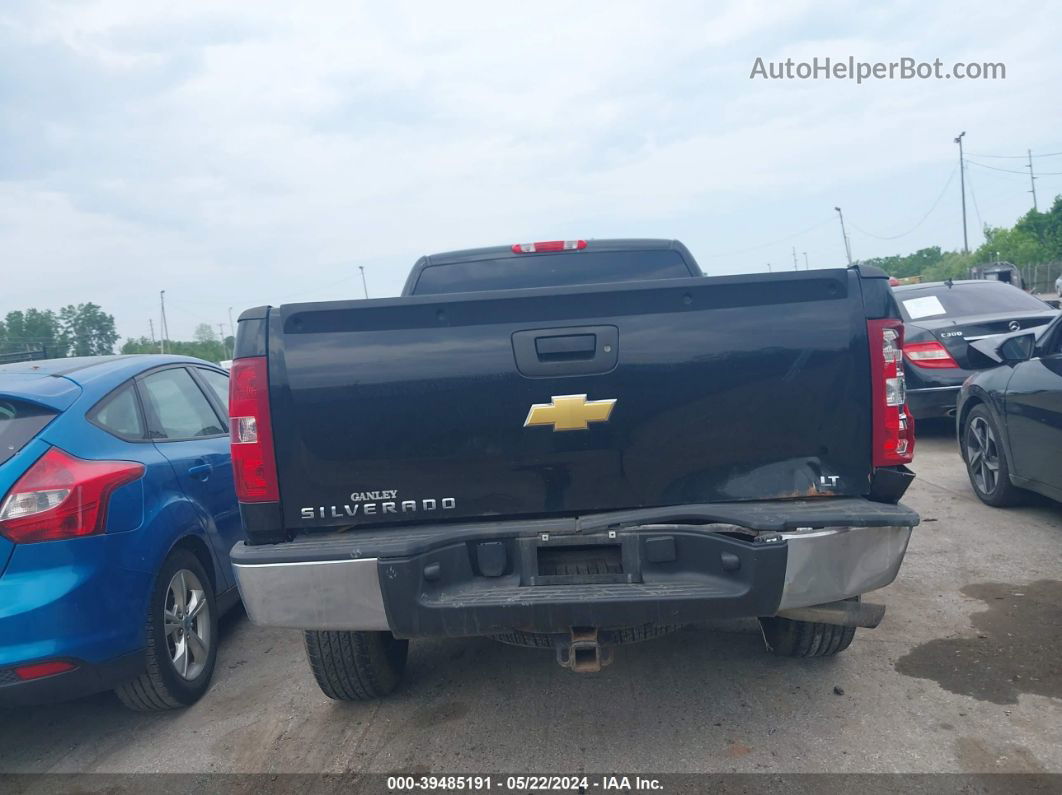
[2,0,1061,340]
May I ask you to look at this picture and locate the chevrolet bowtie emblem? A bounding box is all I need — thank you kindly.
[524,394,617,432]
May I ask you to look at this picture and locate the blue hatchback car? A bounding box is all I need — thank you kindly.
[0,355,240,710]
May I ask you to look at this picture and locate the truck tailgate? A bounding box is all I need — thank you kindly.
[269,269,872,529]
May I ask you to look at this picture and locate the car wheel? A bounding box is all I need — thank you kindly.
[116,549,219,711]
[304,630,408,700]
[961,405,1025,507]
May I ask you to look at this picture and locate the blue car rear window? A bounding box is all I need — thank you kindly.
[0,399,57,466]
[92,384,145,439]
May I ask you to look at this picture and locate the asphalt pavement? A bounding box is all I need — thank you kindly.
[1,423,1060,776]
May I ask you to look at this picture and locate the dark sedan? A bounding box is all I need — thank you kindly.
[894,280,1058,419]
[956,315,1062,506]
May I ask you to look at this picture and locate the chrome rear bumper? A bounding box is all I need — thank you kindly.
[234,557,389,631]
[776,524,911,609]
[233,522,912,633]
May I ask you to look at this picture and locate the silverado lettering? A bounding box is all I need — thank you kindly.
[300,497,456,521]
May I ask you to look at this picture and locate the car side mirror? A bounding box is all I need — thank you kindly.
[998,332,1036,364]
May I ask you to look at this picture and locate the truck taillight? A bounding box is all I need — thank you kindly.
[229,356,279,502]
[0,448,144,543]
[511,240,587,253]
[868,319,914,467]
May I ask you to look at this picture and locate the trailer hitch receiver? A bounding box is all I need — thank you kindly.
[555,627,614,673]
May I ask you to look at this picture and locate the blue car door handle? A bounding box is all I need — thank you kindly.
[188,461,212,479]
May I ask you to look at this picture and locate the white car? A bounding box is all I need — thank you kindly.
[1056,273,1062,296]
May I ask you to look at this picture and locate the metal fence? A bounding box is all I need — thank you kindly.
[0,346,48,364]
[1018,262,1062,295]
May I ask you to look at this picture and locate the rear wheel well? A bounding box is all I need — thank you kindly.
[170,535,218,593]
[956,396,983,445]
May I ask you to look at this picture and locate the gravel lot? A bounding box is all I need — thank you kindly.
[1,423,1060,776]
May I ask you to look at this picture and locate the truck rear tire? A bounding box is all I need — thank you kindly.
[758,615,855,657]
[304,630,408,700]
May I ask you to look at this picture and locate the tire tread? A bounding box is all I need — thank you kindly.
[304,630,407,701]
[759,616,856,658]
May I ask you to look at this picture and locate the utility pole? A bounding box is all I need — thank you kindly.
[955,132,969,253]
[148,318,157,348]
[1027,149,1038,211]
[792,246,799,271]
[834,206,853,265]
[159,290,168,354]
[803,251,810,270]
[227,307,235,359]
[766,263,772,273]
[358,265,369,299]
[217,323,226,349]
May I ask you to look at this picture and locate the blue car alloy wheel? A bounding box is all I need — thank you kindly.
[116,549,219,711]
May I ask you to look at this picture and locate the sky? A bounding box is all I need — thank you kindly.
[2,0,1061,342]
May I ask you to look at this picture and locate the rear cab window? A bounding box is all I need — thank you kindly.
[0,399,57,466]
[898,283,1050,321]
[412,249,694,295]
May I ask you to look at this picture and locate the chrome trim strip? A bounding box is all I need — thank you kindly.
[777,525,912,610]
[233,557,389,631]
[906,385,962,393]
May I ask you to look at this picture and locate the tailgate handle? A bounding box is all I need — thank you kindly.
[535,334,596,361]
[512,325,619,378]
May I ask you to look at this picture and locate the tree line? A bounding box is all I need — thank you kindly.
[857,195,1062,284]
[0,304,119,358]
[0,308,230,365]
[121,323,232,364]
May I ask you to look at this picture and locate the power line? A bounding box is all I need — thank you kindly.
[965,163,985,233]
[171,272,365,308]
[847,165,957,241]
[967,160,1062,177]
[966,150,1062,159]
[164,300,220,323]
[700,217,835,258]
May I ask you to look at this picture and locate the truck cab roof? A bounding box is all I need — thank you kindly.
[402,238,702,296]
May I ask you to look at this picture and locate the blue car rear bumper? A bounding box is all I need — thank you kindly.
[0,650,145,706]
[0,534,152,706]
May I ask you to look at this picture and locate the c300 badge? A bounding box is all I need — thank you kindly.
[524,394,617,432]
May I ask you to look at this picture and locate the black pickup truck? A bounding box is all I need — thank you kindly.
[229,238,919,699]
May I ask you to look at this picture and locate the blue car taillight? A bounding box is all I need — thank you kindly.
[0,447,144,544]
